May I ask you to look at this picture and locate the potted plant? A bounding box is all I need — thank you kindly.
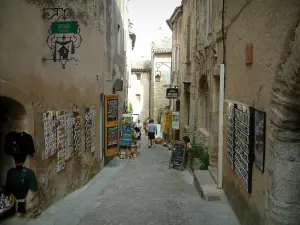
[186,140,210,170]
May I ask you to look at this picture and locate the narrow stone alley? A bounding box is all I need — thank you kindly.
[2,137,239,225]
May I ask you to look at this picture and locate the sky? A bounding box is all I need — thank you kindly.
[128,0,181,60]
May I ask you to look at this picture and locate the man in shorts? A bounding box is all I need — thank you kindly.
[147,119,157,148]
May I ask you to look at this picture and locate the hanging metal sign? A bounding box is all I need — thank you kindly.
[166,88,179,99]
[51,21,78,34]
[42,8,82,69]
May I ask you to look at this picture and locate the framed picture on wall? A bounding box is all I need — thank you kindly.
[253,109,266,173]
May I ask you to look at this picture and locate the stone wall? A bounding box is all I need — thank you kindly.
[128,70,150,123]
[170,0,223,162]
[223,0,299,224]
[151,53,171,123]
[0,0,127,215]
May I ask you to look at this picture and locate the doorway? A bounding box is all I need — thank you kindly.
[0,97,26,187]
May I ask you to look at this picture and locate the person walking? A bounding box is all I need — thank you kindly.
[147,119,157,148]
[144,118,149,136]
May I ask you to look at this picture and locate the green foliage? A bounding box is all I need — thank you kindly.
[187,139,210,170]
[156,106,163,124]
[128,103,133,113]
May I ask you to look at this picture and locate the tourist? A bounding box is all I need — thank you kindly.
[147,119,157,148]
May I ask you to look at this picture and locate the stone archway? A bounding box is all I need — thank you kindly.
[0,80,34,170]
[0,80,33,134]
[0,97,27,185]
[266,22,300,224]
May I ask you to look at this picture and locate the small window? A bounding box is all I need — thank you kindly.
[136,94,141,101]
[136,73,141,80]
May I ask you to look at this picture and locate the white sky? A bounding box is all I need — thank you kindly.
[128,0,181,60]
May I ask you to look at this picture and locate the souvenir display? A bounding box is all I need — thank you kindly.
[107,99,118,122]
[73,106,82,157]
[0,190,13,216]
[119,114,141,159]
[233,104,253,193]
[43,111,57,159]
[4,165,37,213]
[42,106,82,170]
[104,95,119,157]
[253,109,266,173]
[85,107,96,152]
[4,131,35,164]
[226,102,235,170]
[120,114,133,147]
[56,110,66,172]
[107,126,118,149]
[65,109,75,161]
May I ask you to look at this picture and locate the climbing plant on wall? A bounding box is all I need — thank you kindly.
[156,106,163,124]
[128,103,133,114]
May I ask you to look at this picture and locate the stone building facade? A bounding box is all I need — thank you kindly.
[169,0,300,225]
[150,37,172,123]
[128,60,151,123]
[167,0,223,167]
[223,1,300,225]
[0,0,130,216]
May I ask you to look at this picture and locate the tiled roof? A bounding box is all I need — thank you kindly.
[131,60,151,70]
[151,36,172,53]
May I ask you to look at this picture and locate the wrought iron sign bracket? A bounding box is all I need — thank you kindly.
[42,8,82,69]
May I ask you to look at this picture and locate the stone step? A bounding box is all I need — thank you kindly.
[193,170,228,202]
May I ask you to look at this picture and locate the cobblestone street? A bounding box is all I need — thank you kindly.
[2,137,239,225]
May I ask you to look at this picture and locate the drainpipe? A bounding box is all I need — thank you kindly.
[217,64,225,189]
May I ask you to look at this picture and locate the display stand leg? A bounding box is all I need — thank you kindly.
[169,149,173,169]
[169,129,175,169]
[180,146,186,171]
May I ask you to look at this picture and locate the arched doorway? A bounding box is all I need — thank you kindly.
[266,23,300,224]
[0,97,26,186]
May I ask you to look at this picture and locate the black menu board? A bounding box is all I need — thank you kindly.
[169,141,186,171]
[253,109,266,173]
[233,104,253,193]
[226,102,235,171]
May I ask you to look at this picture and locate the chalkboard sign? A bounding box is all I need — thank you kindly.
[233,104,253,193]
[169,141,186,171]
[253,109,266,173]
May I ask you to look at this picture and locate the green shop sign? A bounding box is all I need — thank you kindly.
[51,21,78,34]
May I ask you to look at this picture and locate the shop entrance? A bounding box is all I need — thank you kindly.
[0,97,26,187]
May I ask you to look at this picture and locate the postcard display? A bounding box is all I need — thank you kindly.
[43,111,57,159]
[226,102,235,170]
[85,107,96,152]
[73,106,82,157]
[104,95,120,157]
[65,109,74,160]
[119,114,141,159]
[43,107,82,172]
[226,102,254,193]
[56,110,67,172]
[120,114,133,147]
